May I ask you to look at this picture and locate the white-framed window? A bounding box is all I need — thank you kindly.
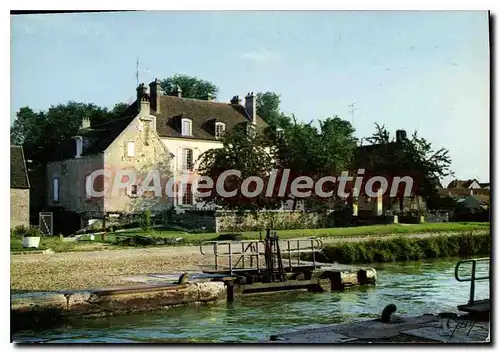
[182,148,194,170]
[53,177,59,202]
[127,141,135,157]
[181,118,192,136]
[215,122,226,139]
[182,183,193,205]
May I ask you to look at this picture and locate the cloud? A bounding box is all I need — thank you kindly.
[242,49,280,64]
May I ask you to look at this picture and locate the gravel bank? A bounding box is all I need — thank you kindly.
[10,230,489,293]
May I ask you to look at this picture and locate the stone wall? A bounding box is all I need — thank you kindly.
[215,211,323,233]
[165,206,451,234]
[424,210,450,223]
[10,188,30,227]
[166,210,326,233]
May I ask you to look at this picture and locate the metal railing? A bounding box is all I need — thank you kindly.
[200,238,324,275]
[454,257,490,304]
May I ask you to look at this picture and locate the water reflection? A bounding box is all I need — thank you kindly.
[12,257,489,343]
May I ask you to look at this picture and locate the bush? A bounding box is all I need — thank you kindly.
[11,225,43,238]
[140,210,152,232]
[11,225,29,237]
[315,232,490,264]
[217,233,244,241]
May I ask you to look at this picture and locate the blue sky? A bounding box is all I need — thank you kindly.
[10,11,490,184]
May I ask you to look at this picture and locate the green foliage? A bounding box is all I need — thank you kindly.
[319,232,490,264]
[160,74,218,100]
[363,123,452,201]
[11,225,29,237]
[11,102,129,170]
[274,116,357,211]
[198,127,281,214]
[417,238,441,258]
[139,210,152,232]
[11,225,43,238]
[256,92,292,129]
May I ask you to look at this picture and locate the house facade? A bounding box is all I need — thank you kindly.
[439,179,490,199]
[46,80,267,225]
[11,146,30,227]
[352,132,428,217]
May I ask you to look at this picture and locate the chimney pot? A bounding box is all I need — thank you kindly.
[230,95,241,105]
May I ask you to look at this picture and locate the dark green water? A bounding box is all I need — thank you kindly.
[12,257,490,343]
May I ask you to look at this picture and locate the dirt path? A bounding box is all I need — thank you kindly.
[10,230,488,293]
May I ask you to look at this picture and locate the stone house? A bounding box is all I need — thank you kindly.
[46,80,267,227]
[435,178,490,207]
[352,130,427,217]
[447,179,482,190]
[11,145,30,228]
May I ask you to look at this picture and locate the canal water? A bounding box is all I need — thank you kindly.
[12,257,490,343]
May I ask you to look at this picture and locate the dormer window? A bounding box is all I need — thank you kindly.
[215,122,226,139]
[181,118,192,136]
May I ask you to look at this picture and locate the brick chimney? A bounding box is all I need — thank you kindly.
[245,92,256,124]
[136,83,150,116]
[396,129,407,143]
[149,78,161,113]
[230,95,241,105]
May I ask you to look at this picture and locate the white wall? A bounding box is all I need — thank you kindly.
[161,137,223,207]
[161,137,223,174]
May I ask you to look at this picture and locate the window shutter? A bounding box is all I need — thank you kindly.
[127,141,135,157]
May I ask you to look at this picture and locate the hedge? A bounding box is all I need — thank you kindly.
[314,232,491,264]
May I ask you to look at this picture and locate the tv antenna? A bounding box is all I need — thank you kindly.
[136,56,139,87]
[348,102,357,125]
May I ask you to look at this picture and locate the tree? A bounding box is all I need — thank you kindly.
[256,91,292,130]
[11,102,128,168]
[363,123,452,201]
[275,116,357,211]
[160,74,219,100]
[198,127,281,217]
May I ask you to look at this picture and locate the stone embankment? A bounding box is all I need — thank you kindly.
[11,280,226,331]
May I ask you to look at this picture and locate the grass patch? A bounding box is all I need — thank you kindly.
[109,222,490,245]
[314,231,491,264]
[10,222,490,253]
[10,235,119,253]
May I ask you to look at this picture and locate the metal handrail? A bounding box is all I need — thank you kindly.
[200,238,324,274]
[454,257,490,304]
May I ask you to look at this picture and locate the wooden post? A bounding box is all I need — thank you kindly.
[101,215,107,241]
[226,280,234,302]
